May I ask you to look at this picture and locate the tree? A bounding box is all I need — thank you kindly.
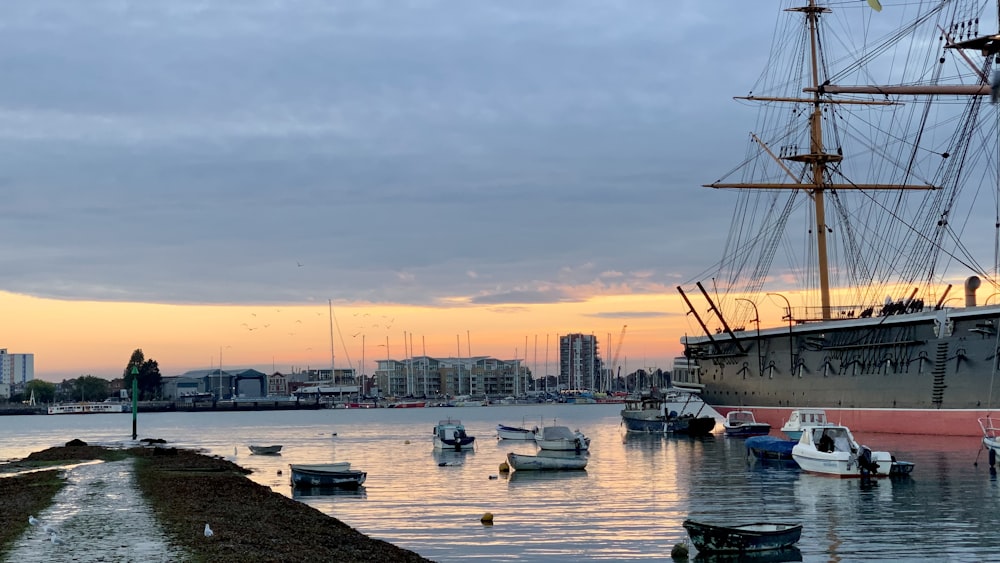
[73,375,110,402]
[24,380,55,404]
[123,348,163,400]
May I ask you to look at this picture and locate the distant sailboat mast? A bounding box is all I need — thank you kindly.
[328,299,335,382]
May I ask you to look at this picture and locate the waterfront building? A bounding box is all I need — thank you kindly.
[374,355,531,398]
[0,349,34,399]
[559,334,601,391]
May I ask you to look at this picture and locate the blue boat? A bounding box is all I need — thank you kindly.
[683,519,802,554]
[745,436,797,462]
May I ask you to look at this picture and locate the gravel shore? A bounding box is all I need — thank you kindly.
[0,442,432,563]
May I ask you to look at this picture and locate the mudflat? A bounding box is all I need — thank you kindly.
[0,443,432,563]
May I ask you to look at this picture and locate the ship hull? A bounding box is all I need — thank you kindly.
[681,305,1000,436]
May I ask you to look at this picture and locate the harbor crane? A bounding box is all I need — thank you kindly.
[610,325,627,391]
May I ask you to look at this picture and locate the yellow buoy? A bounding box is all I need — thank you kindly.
[498,461,510,473]
[480,512,494,525]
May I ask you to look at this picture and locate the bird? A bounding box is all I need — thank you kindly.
[49,532,67,546]
[42,524,55,534]
[297,261,304,267]
[204,523,214,537]
[28,515,39,526]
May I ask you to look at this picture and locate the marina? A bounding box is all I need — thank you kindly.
[0,403,998,561]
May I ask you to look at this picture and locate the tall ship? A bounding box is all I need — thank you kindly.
[677,0,1000,436]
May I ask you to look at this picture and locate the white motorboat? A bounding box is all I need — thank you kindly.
[433,418,476,451]
[534,425,590,452]
[506,451,587,471]
[791,425,895,477]
[780,409,830,441]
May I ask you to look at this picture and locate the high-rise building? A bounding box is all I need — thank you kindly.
[559,334,601,390]
[0,348,35,398]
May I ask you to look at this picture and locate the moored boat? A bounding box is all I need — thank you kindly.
[248,444,282,455]
[432,418,476,451]
[666,412,716,436]
[790,425,900,478]
[780,409,830,441]
[745,436,796,463]
[682,519,802,554]
[289,463,365,489]
[675,0,1000,437]
[534,425,590,452]
[48,402,128,415]
[506,451,588,471]
[620,392,666,433]
[723,411,771,438]
[496,423,538,441]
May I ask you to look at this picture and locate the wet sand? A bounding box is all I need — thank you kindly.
[6,459,189,562]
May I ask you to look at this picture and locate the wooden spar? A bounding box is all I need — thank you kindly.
[706,182,935,191]
[696,282,747,354]
[677,286,722,355]
[806,84,989,96]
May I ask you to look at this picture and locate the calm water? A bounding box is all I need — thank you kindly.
[0,404,998,562]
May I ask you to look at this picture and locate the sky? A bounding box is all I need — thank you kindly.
[0,1,786,381]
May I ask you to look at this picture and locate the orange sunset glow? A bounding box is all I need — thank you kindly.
[3,290,704,382]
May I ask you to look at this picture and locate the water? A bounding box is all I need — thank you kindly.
[0,404,998,561]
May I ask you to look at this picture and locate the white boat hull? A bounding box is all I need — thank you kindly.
[791,425,894,477]
[534,425,590,452]
[506,452,587,471]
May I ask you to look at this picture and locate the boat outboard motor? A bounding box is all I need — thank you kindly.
[857,445,879,475]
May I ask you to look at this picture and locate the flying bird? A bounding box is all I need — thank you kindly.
[28,515,39,526]
[297,261,304,267]
[204,523,214,537]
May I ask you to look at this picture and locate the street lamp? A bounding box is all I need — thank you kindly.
[736,298,763,376]
[767,292,795,371]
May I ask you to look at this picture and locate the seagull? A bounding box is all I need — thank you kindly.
[297,261,304,267]
[49,532,67,546]
[28,515,39,526]
[42,524,56,534]
[204,523,214,537]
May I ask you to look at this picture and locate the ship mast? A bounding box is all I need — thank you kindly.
[705,0,936,321]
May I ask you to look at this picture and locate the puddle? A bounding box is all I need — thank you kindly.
[4,459,190,562]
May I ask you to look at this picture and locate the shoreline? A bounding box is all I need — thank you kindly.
[0,441,432,562]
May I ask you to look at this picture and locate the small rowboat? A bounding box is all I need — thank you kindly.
[683,519,802,553]
[506,451,588,471]
[289,463,365,489]
[496,423,538,440]
[248,444,283,455]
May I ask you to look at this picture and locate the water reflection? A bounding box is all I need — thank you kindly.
[292,485,368,500]
[506,470,589,484]
[694,546,802,563]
